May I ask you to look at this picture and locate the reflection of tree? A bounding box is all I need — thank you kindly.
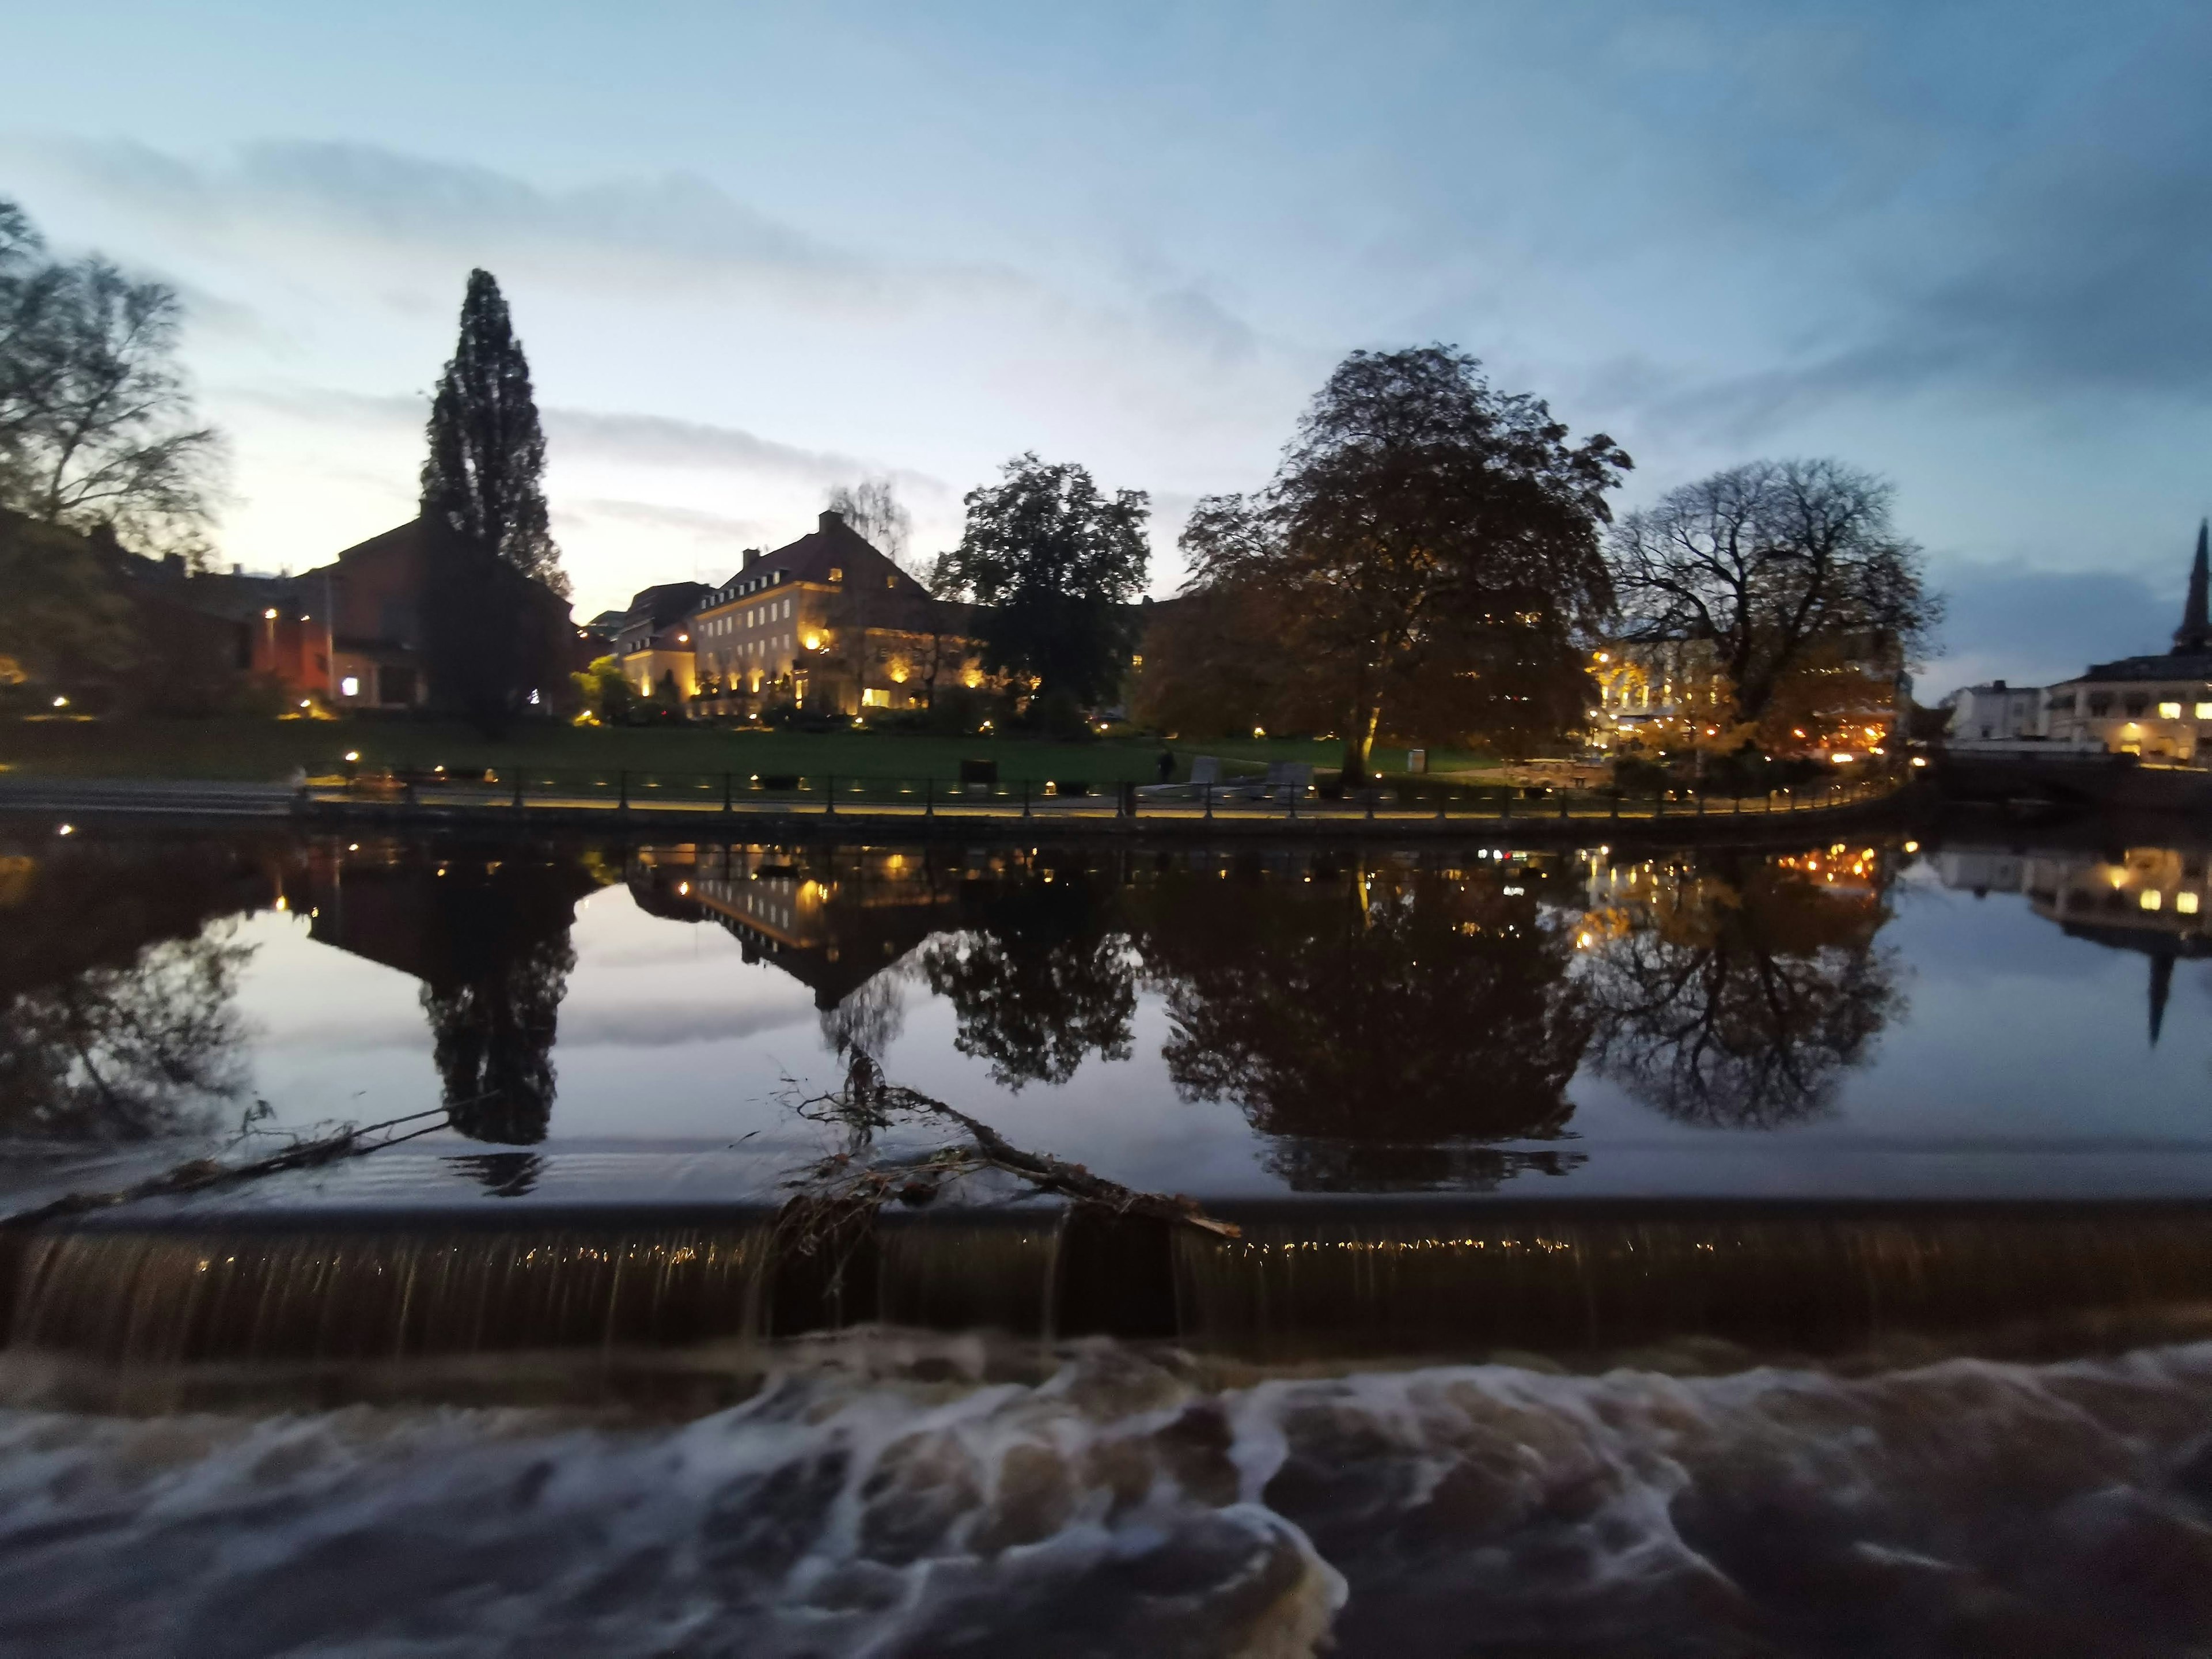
[820,967,908,1062]
[1578,857,1896,1127]
[0,929,249,1139]
[919,877,1134,1088]
[0,838,270,1141]
[1135,863,1590,1190]
[415,862,582,1146]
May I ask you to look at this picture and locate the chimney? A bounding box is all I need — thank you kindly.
[820,509,844,532]
[741,547,760,571]
[1991,679,2005,691]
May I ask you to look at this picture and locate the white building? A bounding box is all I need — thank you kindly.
[1944,680,2046,742]
[2041,521,2212,764]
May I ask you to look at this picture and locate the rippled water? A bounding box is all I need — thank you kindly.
[9,821,2212,1653]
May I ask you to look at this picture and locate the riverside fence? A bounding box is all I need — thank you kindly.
[305,764,1907,830]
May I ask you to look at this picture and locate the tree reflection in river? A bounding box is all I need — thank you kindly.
[1576,850,1898,1127]
[1136,857,1592,1188]
[918,865,1136,1089]
[0,839,268,1139]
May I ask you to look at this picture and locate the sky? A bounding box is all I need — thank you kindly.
[5,0,2211,691]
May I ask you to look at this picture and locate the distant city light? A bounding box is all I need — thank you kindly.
[56,823,73,836]
[1904,840,1920,853]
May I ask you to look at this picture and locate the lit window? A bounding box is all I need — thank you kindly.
[2196,702,2211,719]
[2141,889,2163,911]
[828,567,843,583]
[2180,891,2201,915]
[340,676,360,698]
[2160,702,2182,718]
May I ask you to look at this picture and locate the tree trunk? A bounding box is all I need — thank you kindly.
[1341,696,1382,785]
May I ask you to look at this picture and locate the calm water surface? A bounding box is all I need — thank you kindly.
[10,822,2212,1657]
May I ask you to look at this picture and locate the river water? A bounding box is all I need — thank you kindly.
[6,822,2212,1655]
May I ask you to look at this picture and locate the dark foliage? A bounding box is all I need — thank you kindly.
[934,452,1149,707]
[1171,347,1628,777]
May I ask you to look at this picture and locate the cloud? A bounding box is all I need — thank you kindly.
[559,1000,814,1049]
[10,135,880,301]
[1927,560,2178,694]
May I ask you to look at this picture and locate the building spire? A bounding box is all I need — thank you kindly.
[2176,519,2212,653]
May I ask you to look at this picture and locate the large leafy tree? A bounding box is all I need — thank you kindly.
[933,452,1149,709]
[1603,459,1938,725]
[1178,346,1629,779]
[420,268,565,596]
[0,196,223,555]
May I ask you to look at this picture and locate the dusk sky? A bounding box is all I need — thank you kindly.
[7,1,2210,692]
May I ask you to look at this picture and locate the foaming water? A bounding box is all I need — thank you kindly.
[6,1336,2212,1657]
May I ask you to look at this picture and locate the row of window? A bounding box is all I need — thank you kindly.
[2064,693,2212,719]
[701,597,794,638]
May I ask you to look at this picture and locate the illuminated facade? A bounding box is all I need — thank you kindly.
[2041,521,2212,763]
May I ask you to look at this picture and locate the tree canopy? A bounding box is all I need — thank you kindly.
[1172,346,1629,778]
[1603,459,1939,725]
[421,268,565,597]
[0,196,223,555]
[933,452,1149,710]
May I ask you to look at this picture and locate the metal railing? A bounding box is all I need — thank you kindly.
[310,764,1904,824]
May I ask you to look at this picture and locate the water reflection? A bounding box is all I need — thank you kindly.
[0,838,274,1139]
[1938,840,2212,1044]
[1576,848,1900,1127]
[1131,855,1590,1189]
[300,842,605,1149]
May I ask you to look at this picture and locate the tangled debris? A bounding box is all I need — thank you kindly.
[781,1051,1239,1243]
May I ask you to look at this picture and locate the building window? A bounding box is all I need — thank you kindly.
[2089,692,2112,715]
[828,567,843,584]
[2196,702,2212,719]
[2160,701,2183,718]
[2181,891,2202,915]
[340,676,360,698]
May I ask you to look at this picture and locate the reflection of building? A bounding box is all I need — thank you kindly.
[627,845,969,1009]
[1937,840,2212,1043]
[2041,522,2212,764]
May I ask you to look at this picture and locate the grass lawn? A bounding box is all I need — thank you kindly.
[0,716,1474,785]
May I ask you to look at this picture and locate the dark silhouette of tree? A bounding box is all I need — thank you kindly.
[414,859,585,1146]
[1603,459,1940,725]
[918,873,1135,1089]
[1177,347,1628,779]
[933,452,1149,710]
[421,269,563,594]
[1134,861,1592,1189]
[0,196,224,555]
[0,836,267,1141]
[1578,855,1898,1127]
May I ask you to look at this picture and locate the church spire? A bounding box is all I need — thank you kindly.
[2176,519,2211,653]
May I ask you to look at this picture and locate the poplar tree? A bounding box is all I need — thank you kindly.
[420,268,566,596]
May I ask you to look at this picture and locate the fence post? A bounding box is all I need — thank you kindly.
[512,772,524,810]
[1436,790,1446,823]
[826,772,836,817]
[1365,786,1374,822]
[1022,779,1031,819]
[1205,783,1214,821]
[1654,789,1665,820]
[1285,782,1295,822]
[618,770,629,812]
[925,777,934,817]
[724,771,733,813]
[1558,790,1569,821]
[1501,788,1512,824]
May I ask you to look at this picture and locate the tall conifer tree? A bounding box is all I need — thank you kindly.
[420,269,566,596]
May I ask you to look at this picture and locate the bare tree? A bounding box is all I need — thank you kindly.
[1604,459,1940,723]
[825,476,913,570]
[0,199,224,555]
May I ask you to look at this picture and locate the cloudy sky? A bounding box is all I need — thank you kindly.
[6,1,2210,689]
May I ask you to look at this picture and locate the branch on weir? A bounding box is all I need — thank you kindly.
[786,1053,1240,1240]
[0,1108,454,1232]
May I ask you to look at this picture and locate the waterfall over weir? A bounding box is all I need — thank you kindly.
[12,1200,2212,1372]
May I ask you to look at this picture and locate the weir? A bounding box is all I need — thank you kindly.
[10,1199,2212,1369]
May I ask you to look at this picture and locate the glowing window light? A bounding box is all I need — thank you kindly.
[2141,889,2163,911]
[2160,702,2183,719]
[2180,891,2200,915]
[340,676,360,697]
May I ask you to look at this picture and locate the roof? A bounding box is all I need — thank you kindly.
[2062,652,2212,685]
[622,581,711,628]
